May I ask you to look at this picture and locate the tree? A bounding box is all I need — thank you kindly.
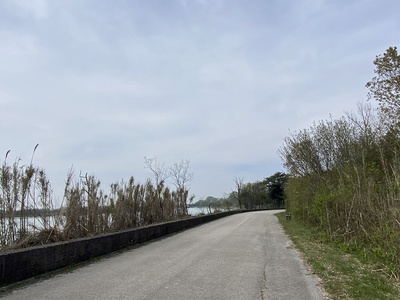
[169,159,194,215]
[366,46,400,130]
[233,176,244,209]
[263,172,288,208]
[144,156,169,186]
[169,159,193,190]
[239,181,269,209]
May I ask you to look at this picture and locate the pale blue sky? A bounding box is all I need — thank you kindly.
[1,0,399,202]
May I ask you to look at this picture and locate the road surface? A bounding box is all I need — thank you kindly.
[2,210,325,299]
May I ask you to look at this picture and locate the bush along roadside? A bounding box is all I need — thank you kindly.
[276,212,400,300]
[278,48,400,280]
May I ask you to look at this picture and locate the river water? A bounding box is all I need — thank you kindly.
[1,208,214,234]
[1,215,60,232]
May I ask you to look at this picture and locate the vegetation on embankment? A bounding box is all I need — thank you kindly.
[279,47,400,279]
[0,155,194,251]
[277,212,400,300]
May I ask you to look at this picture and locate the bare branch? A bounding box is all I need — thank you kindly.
[144,156,169,186]
[169,159,193,190]
[233,176,244,209]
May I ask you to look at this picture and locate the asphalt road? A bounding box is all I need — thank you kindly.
[2,210,325,300]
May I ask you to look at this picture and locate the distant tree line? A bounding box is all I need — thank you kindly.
[238,172,287,209]
[192,172,288,211]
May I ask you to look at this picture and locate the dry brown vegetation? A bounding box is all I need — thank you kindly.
[0,153,194,251]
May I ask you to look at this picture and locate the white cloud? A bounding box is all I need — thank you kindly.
[6,0,48,19]
[0,0,399,201]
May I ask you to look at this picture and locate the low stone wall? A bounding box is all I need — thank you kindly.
[0,210,243,287]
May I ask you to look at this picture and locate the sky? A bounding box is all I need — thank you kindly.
[1,0,399,204]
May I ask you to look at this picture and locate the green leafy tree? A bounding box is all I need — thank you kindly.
[263,172,288,208]
[240,180,280,209]
[366,46,400,130]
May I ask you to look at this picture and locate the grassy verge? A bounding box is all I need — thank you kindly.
[276,212,400,300]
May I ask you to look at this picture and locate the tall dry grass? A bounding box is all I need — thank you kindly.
[0,147,63,249]
[57,172,193,239]
[0,154,194,251]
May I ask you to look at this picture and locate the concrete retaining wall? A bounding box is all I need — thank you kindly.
[0,210,244,287]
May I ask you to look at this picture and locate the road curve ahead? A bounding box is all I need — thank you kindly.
[2,211,325,300]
